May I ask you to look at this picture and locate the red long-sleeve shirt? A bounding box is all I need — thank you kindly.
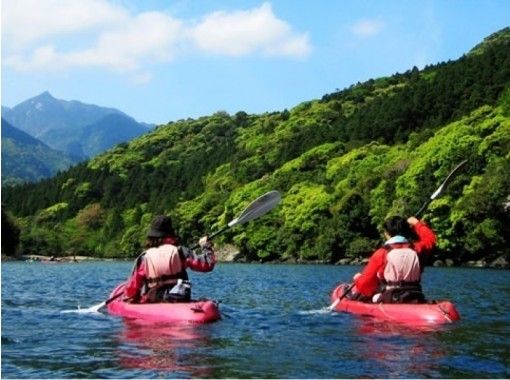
[353,221,436,297]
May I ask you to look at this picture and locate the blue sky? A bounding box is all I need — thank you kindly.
[2,0,509,125]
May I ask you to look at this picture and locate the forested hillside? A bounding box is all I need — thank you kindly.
[2,28,509,266]
[1,119,77,185]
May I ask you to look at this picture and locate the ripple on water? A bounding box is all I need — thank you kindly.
[1,262,509,379]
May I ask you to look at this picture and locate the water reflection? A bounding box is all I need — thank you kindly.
[116,319,214,377]
[353,318,447,378]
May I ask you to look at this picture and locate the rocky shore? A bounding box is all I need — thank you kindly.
[2,249,508,269]
[1,254,114,263]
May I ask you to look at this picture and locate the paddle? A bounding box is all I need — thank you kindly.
[190,190,282,250]
[327,160,468,311]
[78,190,282,313]
[327,284,355,311]
[415,160,468,217]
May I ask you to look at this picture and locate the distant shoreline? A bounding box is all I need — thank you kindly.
[2,253,508,269]
[1,254,120,263]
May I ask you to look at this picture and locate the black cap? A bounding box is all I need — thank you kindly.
[147,215,174,238]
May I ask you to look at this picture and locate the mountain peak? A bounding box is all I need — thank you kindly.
[2,92,151,160]
[25,91,59,113]
[33,91,56,102]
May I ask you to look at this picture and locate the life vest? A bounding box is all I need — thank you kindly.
[380,236,421,285]
[141,244,188,301]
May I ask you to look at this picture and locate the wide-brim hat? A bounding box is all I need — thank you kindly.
[147,215,174,237]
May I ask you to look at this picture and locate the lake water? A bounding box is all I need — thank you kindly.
[2,261,509,378]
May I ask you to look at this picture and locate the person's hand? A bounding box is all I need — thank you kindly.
[345,284,360,300]
[407,216,419,226]
[199,236,211,248]
[353,272,362,281]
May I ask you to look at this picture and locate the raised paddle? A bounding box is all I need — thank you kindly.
[76,190,282,313]
[415,160,468,217]
[327,160,468,311]
[190,190,282,250]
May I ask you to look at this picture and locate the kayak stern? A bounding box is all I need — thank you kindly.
[106,283,221,324]
[330,284,460,326]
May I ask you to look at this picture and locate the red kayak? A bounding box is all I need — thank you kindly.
[106,283,221,324]
[330,284,460,325]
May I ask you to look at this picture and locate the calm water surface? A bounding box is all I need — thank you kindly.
[2,262,509,378]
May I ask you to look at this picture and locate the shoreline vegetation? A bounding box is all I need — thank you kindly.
[3,244,508,269]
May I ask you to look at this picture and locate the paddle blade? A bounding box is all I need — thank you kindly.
[228,190,281,227]
[430,160,468,200]
[327,298,340,311]
[60,301,105,314]
[416,160,468,217]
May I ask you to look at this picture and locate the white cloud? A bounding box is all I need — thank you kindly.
[3,0,128,46]
[190,3,311,58]
[351,19,385,38]
[4,46,60,71]
[64,12,184,71]
[2,1,311,80]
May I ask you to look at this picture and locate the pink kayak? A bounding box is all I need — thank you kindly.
[106,283,221,324]
[330,284,460,325]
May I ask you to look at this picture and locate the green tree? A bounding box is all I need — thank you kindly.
[1,207,20,256]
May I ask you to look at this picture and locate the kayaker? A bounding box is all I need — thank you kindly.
[123,215,216,303]
[347,216,436,303]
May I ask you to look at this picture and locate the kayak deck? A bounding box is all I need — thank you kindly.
[107,283,221,324]
[331,284,460,325]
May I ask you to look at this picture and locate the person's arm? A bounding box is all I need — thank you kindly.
[123,260,147,300]
[353,248,386,296]
[181,236,216,272]
[408,217,436,254]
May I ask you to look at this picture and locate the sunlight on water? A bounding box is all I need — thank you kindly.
[60,307,102,314]
[298,306,334,315]
[60,301,106,314]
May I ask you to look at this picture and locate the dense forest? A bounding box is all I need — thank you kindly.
[2,28,510,267]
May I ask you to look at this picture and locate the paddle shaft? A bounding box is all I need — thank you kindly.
[328,283,355,311]
[190,225,228,250]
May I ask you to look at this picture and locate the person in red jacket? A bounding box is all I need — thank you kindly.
[348,215,436,303]
[123,215,216,303]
